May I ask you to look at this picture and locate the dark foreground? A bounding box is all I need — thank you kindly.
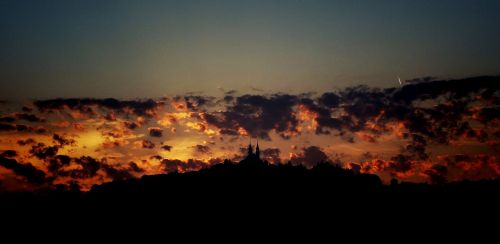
[2,159,499,216]
[1,161,498,239]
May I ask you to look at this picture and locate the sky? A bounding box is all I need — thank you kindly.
[0,1,499,191]
[1,0,500,99]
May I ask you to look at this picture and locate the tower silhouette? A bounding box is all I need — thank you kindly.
[255,139,260,159]
[245,138,261,161]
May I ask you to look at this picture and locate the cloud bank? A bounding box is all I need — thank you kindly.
[0,76,498,191]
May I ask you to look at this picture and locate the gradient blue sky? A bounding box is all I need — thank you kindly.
[1,0,500,99]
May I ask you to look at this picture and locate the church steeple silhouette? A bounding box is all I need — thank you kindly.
[255,139,260,159]
[245,138,261,161]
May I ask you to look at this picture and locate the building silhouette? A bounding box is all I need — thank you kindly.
[245,139,260,161]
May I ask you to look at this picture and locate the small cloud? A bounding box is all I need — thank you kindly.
[192,144,211,154]
[128,162,144,173]
[123,121,139,130]
[0,150,18,158]
[141,140,155,149]
[161,145,173,151]
[14,113,44,122]
[148,127,163,137]
[17,138,36,146]
[0,157,48,185]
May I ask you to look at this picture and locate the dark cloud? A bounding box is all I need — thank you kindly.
[150,155,163,161]
[345,90,386,121]
[298,97,334,133]
[53,133,76,147]
[405,76,437,84]
[46,154,140,182]
[440,154,499,181]
[424,165,448,184]
[313,77,498,142]
[175,95,215,111]
[66,156,101,179]
[34,127,47,134]
[217,128,239,136]
[404,133,429,160]
[0,150,17,158]
[34,98,164,117]
[17,138,36,146]
[161,158,209,173]
[14,113,43,122]
[261,148,281,164]
[318,92,340,108]
[123,121,140,130]
[161,76,500,150]
[101,164,134,181]
[389,154,413,174]
[393,76,500,104]
[148,127,163,137]
[29,143,59,160]
[223,95,234,103]
[161,145,173,151]
[47,155,71,173]
[141,140,155,149]
[291,146,329,168]
[0,123,46,133]
[0,157,48,185]
[476,107,500,125]
[193,144,211,154]
[0,116,15,123]
[204,94,300,139]
[463,128,489,142]
[0,123,16,131]
[15,124,30,132]
[128,162,144,173]
[302,76,500,150]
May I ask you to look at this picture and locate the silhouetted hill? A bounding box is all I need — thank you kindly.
[1,157,499,222]
[89,158,384,200]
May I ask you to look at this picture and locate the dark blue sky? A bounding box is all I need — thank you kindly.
[1,0,500,99]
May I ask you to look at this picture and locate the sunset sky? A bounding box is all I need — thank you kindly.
[0,0,499,191]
